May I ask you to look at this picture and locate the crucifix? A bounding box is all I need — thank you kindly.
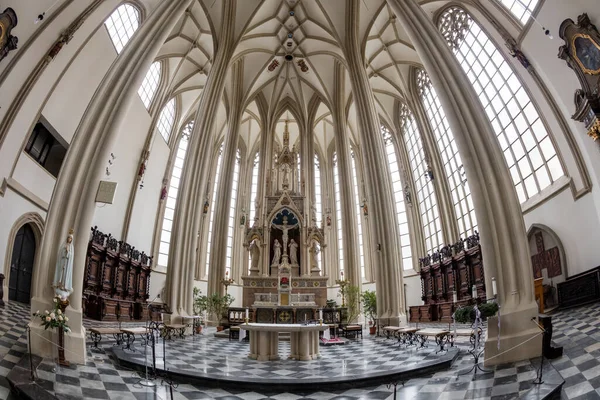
[271,216,298,262]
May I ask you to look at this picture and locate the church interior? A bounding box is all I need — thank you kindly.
[0,0,599,399]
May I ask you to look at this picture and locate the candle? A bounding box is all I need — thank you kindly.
[453,291,458,304]
[226,271,229,278]
[319,309,323,321]
[245,308,249,320]
[472,284,477,299]
[492,277,497,297]
[340,271,344,280]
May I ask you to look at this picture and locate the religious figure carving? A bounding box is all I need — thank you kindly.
[249,238,260,270]
[271,215,298,256]
[53,229,75,300]
[289,239,298,265]
[310,240,320,270]
[272,239,281,265]
[282,164,290,188]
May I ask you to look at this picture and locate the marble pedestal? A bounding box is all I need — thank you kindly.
[242,323,328,361]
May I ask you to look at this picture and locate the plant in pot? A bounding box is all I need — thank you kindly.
[453,302,499,324]
[207,293,235,331]
[192,287,207,334]
[361,290,377,334]
[326,299,337,308]
[344,285,361,325]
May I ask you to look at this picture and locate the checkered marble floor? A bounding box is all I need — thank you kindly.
[0,300,597,399]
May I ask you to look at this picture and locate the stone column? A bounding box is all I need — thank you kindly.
[386,0,540,365]
[165,0,237,315]
[29,0,194,364]
[344,0,405,323]
[332,62,361,287]
[206,59,245,297]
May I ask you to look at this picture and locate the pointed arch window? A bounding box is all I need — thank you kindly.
[314,153,323,227]
[439,7,563,204]
[104,4,140,54]
[350,151,366,279]
[138,62,161,110]
[382,127,413,270]
[397,109,442,253]
[498,0,539,24]
[157,99,176,143]
[417,70,477,237]
[225,150,241,276]
[157,120,194,267]
[249,152,260,223]
[333,152,344,275]
[205,145,224,274]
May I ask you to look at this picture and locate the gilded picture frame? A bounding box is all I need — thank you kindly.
[572,33,600,75]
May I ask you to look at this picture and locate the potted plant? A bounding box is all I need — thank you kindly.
[192,287,207,334]
[207,293,235,331]
[326,299,336,308]
[344,285,361,325]
[361,290,377,334]
[453,302,499,324]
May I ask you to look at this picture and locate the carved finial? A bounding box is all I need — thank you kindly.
[68,228,74,235]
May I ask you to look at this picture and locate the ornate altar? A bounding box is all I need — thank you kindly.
[241,121,328,315]
[558,14,600,141]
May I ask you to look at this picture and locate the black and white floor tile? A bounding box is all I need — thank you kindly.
[0,300,598,399]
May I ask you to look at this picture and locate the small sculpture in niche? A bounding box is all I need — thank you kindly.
[0,8,18,63]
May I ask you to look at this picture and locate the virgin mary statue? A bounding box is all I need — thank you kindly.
[53,229,74,300]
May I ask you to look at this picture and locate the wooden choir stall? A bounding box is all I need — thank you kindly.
[82,226,152,321]
[410,232,485,323]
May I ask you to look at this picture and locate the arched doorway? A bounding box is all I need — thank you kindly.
[9,224,36,303]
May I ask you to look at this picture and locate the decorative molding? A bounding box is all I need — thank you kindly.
[2,178,49,211]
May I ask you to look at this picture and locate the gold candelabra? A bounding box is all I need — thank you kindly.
[222,271,234,295]
[335,276,349,307]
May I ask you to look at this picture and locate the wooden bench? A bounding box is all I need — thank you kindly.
[415,328,451,353]
[121,327,150,351]
[382,326,400,339]
[89,327,123,349]
[342,325,363,339]
[164,324,186,340]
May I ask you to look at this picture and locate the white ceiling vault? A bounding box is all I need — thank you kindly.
[151,0,464,158]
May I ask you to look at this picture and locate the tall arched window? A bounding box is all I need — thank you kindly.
[225,150,241,276]
[382,127,413,270]
[417,70,477,238]
[499,0,538,24]
[157,99,176,143]
[314,153,323,227]
[157,120,194,267]
[205,145,224,274]
[350,151,365,279]
[397,108,442,253]
[333,152,344,276]
[439,7,563,204]
[249,152,260,223]
[138,62,161,110]
[104,4,140,54]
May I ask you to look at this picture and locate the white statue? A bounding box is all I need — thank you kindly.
[249,238,260,270]
[272,239,282,265]
[282,164,290,187]
[310,240,320,270]
[289,239,298,265]
[53,229,75,300]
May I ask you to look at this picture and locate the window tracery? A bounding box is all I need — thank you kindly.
[138,62,161,110]
[104,4,140,54]
[350,151,365,278]
[157,99,176,143]
[333,152,344,275]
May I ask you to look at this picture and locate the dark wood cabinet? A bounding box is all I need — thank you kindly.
[410,232,485,323]
[83,227,152,321]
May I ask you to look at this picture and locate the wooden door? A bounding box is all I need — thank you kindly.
[9,224,36,303]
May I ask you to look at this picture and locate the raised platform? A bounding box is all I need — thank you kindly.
[112,329,460,391]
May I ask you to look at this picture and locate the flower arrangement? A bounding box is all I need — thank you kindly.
[280,277,289,287]
[32,297,71,332]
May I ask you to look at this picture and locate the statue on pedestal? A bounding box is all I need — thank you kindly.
[289,239,298,265]
[272,239,281,266]
[310,240,320,271]
[249,238,260,271]
[53,229,75,301]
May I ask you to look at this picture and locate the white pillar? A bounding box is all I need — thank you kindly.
[29,0,194,364]
[386,0,540,365]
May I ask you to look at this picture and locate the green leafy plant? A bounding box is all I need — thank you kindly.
[344,285,361,324]
[32,297,71,332]
[326,299,337,308]
[361,290,377,325]
[207,293,235,324]
[453,302,499,323]
[193,287,208,317]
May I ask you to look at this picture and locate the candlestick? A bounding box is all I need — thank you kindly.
[245,308,249,319]
[472,284,477,299]
[492,277,497,297]
[319,309,323,320]
[453,291,458,304]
